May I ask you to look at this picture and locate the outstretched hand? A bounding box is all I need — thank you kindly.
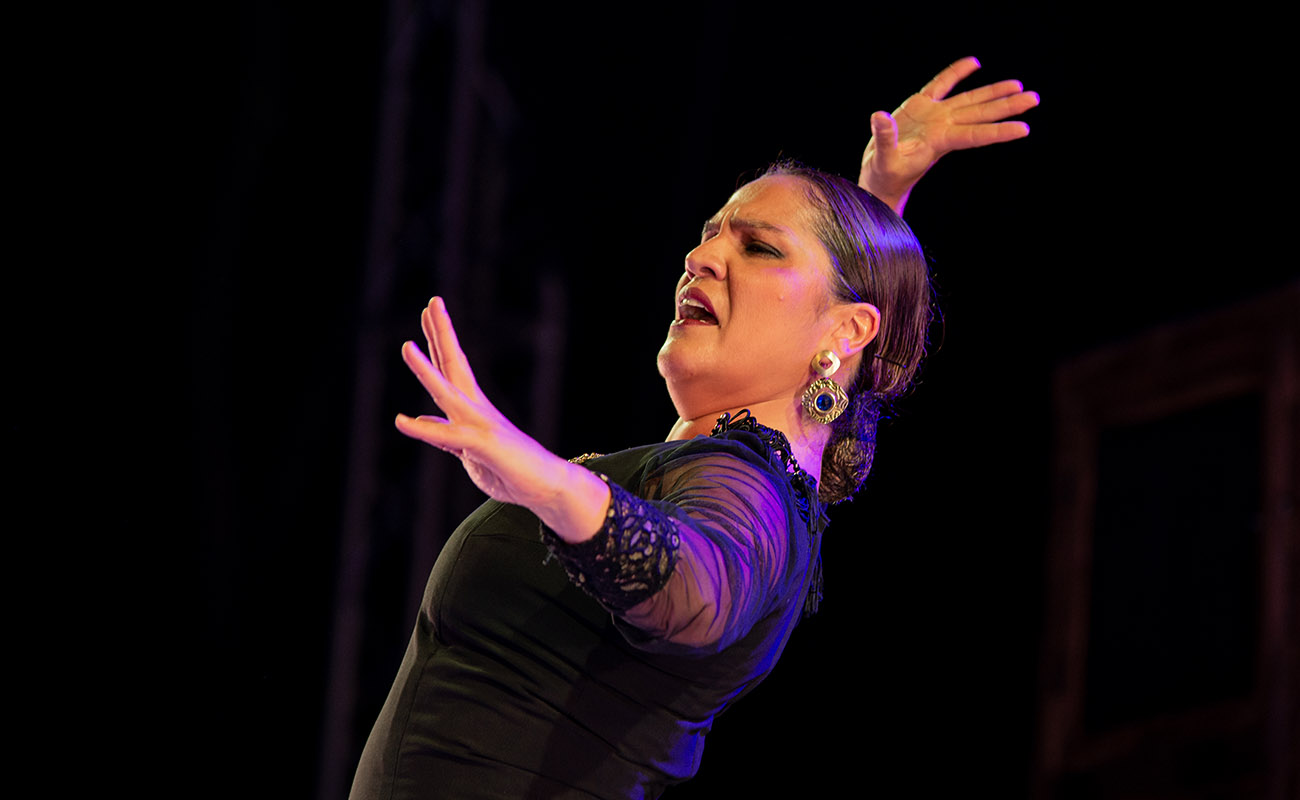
[859,57,1039,216]
[395,297,609,541]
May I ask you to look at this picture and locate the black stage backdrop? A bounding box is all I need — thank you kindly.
[175,3,1293,797]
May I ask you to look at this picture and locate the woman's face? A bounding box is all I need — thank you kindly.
[657,175,846,420]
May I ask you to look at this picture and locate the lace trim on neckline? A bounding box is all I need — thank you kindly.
[709,410,816,498]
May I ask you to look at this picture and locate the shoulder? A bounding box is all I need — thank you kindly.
[630,435,802,511]
[657,431,785,474]
[574,416,820,525]
[575,435,784,492]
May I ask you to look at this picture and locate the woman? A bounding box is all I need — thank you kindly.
[351,58,1037,799]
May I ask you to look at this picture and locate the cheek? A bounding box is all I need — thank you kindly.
[783,281,828,325]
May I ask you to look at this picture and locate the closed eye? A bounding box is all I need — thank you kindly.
[698,220,782,257]
[745,240,781,257]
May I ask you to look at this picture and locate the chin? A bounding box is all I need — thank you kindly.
[656,337,700,383]
[657,346,700,415]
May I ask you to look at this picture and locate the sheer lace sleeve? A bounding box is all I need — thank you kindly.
[542,437,807,654]
[539,475,681,611]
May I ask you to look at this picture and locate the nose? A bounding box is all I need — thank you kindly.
[684,237,727,281]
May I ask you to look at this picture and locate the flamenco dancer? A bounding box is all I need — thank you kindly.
[350,58,1039,799]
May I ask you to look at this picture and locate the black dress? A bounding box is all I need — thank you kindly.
[350,413,826,799]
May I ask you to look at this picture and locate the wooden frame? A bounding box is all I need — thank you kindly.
[1035,283,1298,799]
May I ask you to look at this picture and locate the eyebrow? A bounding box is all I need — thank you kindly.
[701,216,794,237]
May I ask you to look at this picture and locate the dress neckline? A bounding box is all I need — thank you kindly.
[710,411,814,490]
[709,410,819,521]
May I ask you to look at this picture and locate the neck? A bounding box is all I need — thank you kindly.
[666,397,828,485]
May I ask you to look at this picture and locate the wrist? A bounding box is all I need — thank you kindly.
[867,185,910,217]
[882,187,911,217]
[535,461,613,544]
[859,168,911,217]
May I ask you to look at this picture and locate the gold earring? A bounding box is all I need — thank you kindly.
[801,350,848,424]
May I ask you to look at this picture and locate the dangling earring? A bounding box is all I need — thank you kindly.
[801,350,848,424]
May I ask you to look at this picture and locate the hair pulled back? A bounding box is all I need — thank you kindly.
[762,162,933,504]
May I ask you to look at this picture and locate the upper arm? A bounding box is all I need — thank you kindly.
[619,452,794,651]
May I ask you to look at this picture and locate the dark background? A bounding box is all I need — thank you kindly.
[175,2,1293,797]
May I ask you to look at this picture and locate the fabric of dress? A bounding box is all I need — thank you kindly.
[349,415,827,800]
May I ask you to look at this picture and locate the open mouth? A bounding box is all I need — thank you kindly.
[674,291,718,326]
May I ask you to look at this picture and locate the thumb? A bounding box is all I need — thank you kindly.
[870,111,899,154]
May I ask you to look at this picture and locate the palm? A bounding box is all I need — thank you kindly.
[394,298,568,512]
[859,57,1038,214]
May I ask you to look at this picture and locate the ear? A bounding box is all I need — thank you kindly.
[827,302,880,359]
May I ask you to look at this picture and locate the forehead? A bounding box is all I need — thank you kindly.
[710,175,817,230]
[710,175,839,295]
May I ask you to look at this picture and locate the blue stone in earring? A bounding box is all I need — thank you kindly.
[801,376,848,424]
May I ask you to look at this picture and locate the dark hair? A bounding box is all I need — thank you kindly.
[761,162,933,504]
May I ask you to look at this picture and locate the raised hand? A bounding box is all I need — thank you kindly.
[859,56,1039,216]
[395,297,609,541]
